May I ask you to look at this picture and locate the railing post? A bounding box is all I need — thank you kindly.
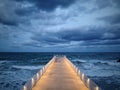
[23,86,27,90]
[78,70,80,76]
[87,78,90,88]
[37,73,39,81]
[32,78,34,87]
[95,86,99,90]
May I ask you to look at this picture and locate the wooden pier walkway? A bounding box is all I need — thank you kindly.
[32,57,88,90]
[22,56,101,90]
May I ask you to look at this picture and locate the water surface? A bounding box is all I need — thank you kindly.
[0,52,120,90]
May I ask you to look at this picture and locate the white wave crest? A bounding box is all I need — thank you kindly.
[12,65,43,70]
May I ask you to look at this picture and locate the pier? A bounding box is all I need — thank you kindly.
[22,56,101,90]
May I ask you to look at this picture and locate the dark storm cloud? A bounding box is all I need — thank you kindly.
[98,14,120,24]
[57,27,120,41]
[0,0,120,52]
[31,32,68,45]
[24,26,120,48]
[80,39,120,46]
[58,29,102,41]
[0,0,18,26]
[23,41,43,47]
[14,0,75,11]
[0,17,18,26]
[95,0,120,9]
[0,0,32,26]
[112,0,120,8]
[95,0,113,9]
[15,7,37,16]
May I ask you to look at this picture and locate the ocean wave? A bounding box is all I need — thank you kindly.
[82,63,94,70]
[0,61,7,64]
[84,69,120,77]
[0,80,25,90]
[72,59,87,63]
[12,65,43,70]
[71,59,119,66]
[93,60,120,66]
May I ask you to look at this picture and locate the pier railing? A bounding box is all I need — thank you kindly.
[22,56,56,90]
[64,56,102,90]
[22,55,101,90]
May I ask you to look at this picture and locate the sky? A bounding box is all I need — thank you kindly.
[0,0,120,52]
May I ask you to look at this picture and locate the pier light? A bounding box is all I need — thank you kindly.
[87,78,90,86]
[32,78,34,86]
[37,73,39,80]
[43,66,45,69]
[23,86,27,90]
[82,73,84,80]
[41,70,43,75]
[95,86,99,90]
[78,70,80,75]
[43,67,44,72]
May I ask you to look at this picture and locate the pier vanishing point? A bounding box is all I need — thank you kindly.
[22,56,101,90]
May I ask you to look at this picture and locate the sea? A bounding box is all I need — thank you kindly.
[0,52,120,90]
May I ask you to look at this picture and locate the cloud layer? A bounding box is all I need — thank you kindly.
[0,0,120,52]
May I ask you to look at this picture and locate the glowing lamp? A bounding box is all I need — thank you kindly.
[87,78,90,85]
[32,78,34,86]
[82,73,84,80]
[96,86,99,90]
[37,73,39,80]
[24,86,27,90]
